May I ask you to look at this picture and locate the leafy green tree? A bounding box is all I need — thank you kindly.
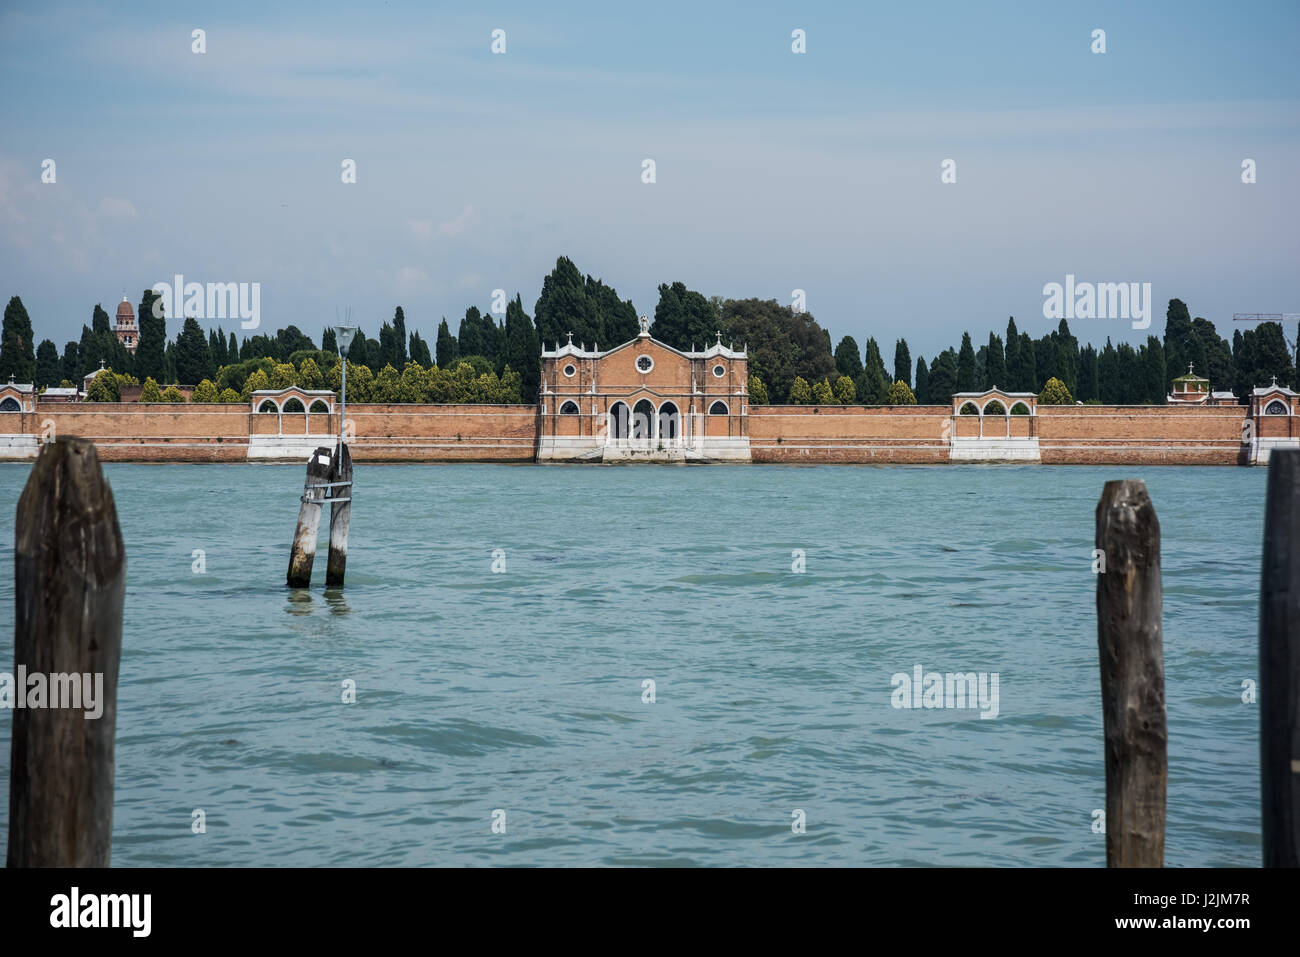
[241,368,270,400]
[192,379,219,403]
[834,336,862,378]
[720,298,835,402]
[269,362,297,389]
[788,376,812,404]
[140,377,163,402]
[812,379,835,404]
[436,318,459,368]
[1039,376,1073,405]
[748,374,769,405]
[833,375,857,404]
[893,339,911,389]
[135,290,167,382]
[957,332,976,392]
[297,357,324,390]
[218,387,241,403]
[887,380,917,405]
[0,296,36,382]
[276,325,315,356]
[160,385,185,402]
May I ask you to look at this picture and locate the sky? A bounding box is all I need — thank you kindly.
[1,0,1297,361]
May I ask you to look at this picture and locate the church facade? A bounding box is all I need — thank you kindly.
[537,317,751,462]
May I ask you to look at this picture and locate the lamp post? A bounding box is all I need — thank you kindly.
[334,325,357,448]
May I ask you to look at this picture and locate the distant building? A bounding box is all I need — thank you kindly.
[1168,364,1211,404]
[115,295,138,353]
[537,316,750,462]
[40,387,80,403]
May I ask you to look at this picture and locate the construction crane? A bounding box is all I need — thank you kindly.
[1234,313,1300,370]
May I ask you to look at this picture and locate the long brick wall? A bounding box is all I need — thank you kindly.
[0,400,1259,464]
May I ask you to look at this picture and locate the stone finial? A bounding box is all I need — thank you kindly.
[567,331,573,345]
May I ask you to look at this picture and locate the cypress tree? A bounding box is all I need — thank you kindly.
[1163,298,1193,392]
[175,317,215,384]
[650,282,715,350]
[985,332,1007,389]
[35,340,61,389]
[409,330,432,367]
[1004,318,1021,390]
[435,318,459,368]
[135,289,167,382]
[914,357,930,404]
[61,340,79,383]
[458,307,484,357]
[535,256,599,347]
[0,296,36,382]
[834,336,863,378]
[1019,332,1037,392]
[392,307,408,366]
[893,338,911,388]
[322,327,337,354]
[857,337,888,403]
[228,332,238,362]
[503,294,540,400]
[92,303,111,335]
[957,332,976,392]
[927,350,959,403]
[1144,336,1166,404]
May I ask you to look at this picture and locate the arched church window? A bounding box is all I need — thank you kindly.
[708,400,729,415]
[1265,399,1288,415]
[559,400,579,414]
[0,396,20,412]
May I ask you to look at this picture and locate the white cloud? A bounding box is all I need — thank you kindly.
[98,197,138,220]
[408,219,433,240]
[438,204,477,237]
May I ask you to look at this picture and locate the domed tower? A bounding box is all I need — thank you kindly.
[115,295,138,354]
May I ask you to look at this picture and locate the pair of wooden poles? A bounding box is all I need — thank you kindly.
[286,442,352,589]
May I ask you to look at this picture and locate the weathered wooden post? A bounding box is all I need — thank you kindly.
[286,446,332,588]
[1095,479,1167,867]
[325,442,352,587]
[8,437,124,867]
[1260,447,1300,867]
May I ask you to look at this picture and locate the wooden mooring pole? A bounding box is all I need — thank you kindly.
[325,442,352,587]
[8,437,124,867]
[1260,448,1300,867]
[1095,479,1167,867]
[286,446,333,588]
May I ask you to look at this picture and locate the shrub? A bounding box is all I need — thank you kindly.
[160,385,185,402]
[191,379,219,403]
[886,380,917,405]
[833,375,857,404]
[788,376,812,405]
[812,379,835,405]
[748,374,769,405]
[218,388,241,403]
[139,377,163,403]
[1039,377,1074,405]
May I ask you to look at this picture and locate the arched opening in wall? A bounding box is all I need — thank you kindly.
[308,400,330,413]
[1009,401,1030,416]
[608,401,630,440]
[1265,399,1288,415]
[657,401,680,442]
[983,400,1006,416]
[958,402,979,415]
[559,400,579,415]
[0,397,20,412]
[257,399,279,413]
[709,400,729,415]
[632,398,655,442]
[282,397,305,413]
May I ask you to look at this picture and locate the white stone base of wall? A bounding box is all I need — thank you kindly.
[0,434,40,460]
[949,436,1041,463]
[1249,436,1300,466]
[247,434,335,461]
[537,436,751,463]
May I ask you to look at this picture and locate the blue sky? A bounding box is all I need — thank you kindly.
[1,0,1296,360]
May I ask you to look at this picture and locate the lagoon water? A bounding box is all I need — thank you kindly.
[0,462,1264,866]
